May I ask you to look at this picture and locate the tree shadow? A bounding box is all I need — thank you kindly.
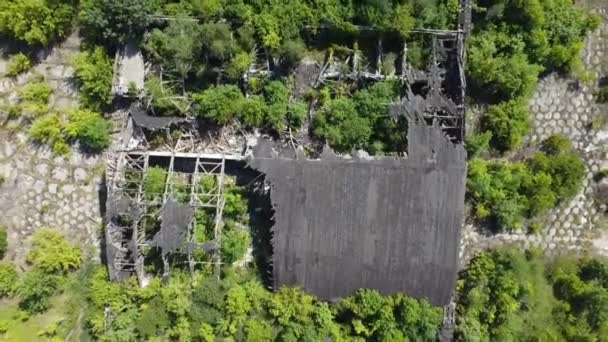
[245,176,274,288]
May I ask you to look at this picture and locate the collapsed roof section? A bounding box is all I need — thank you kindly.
[129,102,189,131]
[105,152,228,283]
[248,122,466,306]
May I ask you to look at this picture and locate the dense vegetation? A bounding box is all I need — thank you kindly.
[467,134,586,231]
[0,227,444,340]
[457,248,608,341]
[0,1,606,341]
[467,0,599,152]
[0,0,76,46]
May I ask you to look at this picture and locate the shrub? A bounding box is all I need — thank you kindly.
[466,131,492,158]
[193,85,244,124]
[595,87,608,103]
[71,47,113,111]
[542,134,572,155]
[482,98,530,152]
[0,225,6,258]
[528,223,542,235]
[64,109,112,151]
[221,229,251,264]
[0,262,17,297]
[6,53,32,77]
[18,81,53,104]
[26,228,81,273]
[468,136,585,231]
[17,270,58,313]
[0,0,75,46]
[79,0,156,46]
[314,98,373,152]
[29,113,63,145]
[240,96,267,128]
[144,166,167,200]
[225,51,253,80]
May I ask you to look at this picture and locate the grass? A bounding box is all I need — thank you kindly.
[0,297,64,341]
[0,267,93,342]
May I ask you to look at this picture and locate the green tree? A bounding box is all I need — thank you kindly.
[144,19,204,89]
[144,166,167,200]
[193,85,245,124]
[0,262,17,297]
[0,0,75,46]
[221,229,251,264]
[6,53,32,77]
[17,270,58,313]
[482,98,531,152]
[26,228,81,273]
[314,97,373,152]
[64,109,112,151]
[135,296,170,338]
[79,0,157,46]
[71,47,114,111]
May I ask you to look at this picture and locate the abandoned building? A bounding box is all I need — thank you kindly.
[104,1,471,310]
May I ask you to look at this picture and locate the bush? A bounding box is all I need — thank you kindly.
[313,81,403,153]
[193,85,244,124]
[595,87,608,103]
[18,81,53,105]
[29,113,63,145]
[26,228,81,274]
[144,166,167,200]
[79,0,157,46]
[0,0,75,46]
[314,97,373,152]
[457,250,608,341]
[0,262,17,297]
[221,229,251,264]
[466,131,492,158]
[468,0,596,101]
[71,47,113,111]
[240,96,267,128]
[6,53,32,77]
[541,134,572,155]
[0,225,6,258]
[64,109,112,151]
[17,270,58,313]
[482,98,530,152]
[225,51,253,80]
[468,136,585,231]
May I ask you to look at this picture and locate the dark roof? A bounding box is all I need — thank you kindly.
[129,103,188,130]
[152,198,194,256]
[249,122,466,306]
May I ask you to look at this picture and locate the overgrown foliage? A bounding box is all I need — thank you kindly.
[6,53,32,77]
[0,229,83,314]
[313,80,406,154]
[26,228,81,274]
[0,0,75,46]
[79,0,158,46]
[457,249,608,340]
[84,266,443,341]
[468,0,599,101]
[467,135,585,231]
[0,262,17,297]
[468,0,598,155]
[71,47,114,111]
[29,109,111,154]
[193,81,307,132]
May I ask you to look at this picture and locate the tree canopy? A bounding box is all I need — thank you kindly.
[457,249,608,341]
